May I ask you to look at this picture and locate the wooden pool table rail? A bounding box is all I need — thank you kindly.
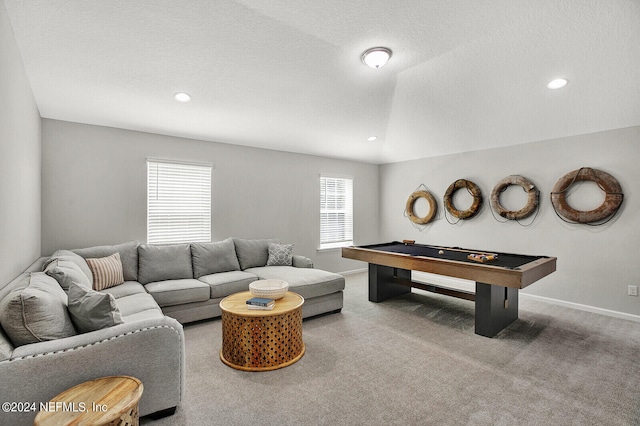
[342,245,556,289]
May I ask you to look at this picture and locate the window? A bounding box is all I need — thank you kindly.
[147,159,212,245]
[320,175,353,249]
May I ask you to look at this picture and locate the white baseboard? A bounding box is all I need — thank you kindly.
[344,270,640,323]
[339,268,367,276]
[519,293,640,323]
[411,271,640,323]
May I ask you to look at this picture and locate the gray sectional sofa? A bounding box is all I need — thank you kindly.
[0,237,345,425]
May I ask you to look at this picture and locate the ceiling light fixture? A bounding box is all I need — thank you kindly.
[361,47,392,69]
[174,92,192,102]
[367,136,378,142]
[547,78,568,89]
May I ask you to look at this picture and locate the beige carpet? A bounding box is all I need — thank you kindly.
[142,272,640,426]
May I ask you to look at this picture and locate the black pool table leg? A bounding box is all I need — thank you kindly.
[475,283,519,337]
[368,264,411,302]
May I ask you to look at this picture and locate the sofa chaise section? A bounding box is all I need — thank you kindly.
[232,238,345,318]
[244,265,345,318]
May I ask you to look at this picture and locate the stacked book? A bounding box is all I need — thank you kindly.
[246,297,276,310]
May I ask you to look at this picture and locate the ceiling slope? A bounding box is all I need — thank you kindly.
[4,0,640,164]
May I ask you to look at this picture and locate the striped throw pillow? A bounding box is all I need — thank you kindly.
[86,252,125,291]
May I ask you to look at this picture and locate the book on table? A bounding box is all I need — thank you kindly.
[247,304,275,310]
[246,297,275,308]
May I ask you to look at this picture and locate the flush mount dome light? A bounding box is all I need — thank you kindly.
[174,92,192,102]
[547,78,568,89]
[367,136,378,142]
[361,47,392,69]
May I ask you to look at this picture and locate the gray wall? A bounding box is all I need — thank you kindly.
[380,126,640,316]
[0,2,41,285]
[41,119,379,272]
[37,119,640,315]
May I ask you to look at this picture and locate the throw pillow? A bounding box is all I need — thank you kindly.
[190,238,241,278]
[267,243,294,266]
[67,282,124,333]
[137,243,193,284]
[86,252,125,291]
[0,273,76,346]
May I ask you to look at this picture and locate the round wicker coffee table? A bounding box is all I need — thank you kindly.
[219,291,305,371]
[33,376,143,426]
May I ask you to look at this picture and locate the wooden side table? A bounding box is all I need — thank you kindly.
[220,291,305,371]
[34,376,143,426]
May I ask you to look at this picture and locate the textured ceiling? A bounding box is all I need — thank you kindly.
[4,0,640,164]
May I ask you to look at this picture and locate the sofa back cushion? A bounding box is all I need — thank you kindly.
[0,273,76,347]
[73,241,139,282]
[45,250,93,282]
[233,238,280,270]
[44,250,93,291]
[138,243,193,284]
[191,238,240,278]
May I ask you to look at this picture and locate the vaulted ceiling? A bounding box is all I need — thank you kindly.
[4,0,640,164]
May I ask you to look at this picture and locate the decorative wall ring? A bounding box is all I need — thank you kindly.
[443,179,483,220]
[550,167,623,224]
[490,175,539,220]
[406,190,437,225]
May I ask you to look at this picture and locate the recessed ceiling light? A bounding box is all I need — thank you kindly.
[547,78,568,89]
[361,47,392,69]
[367,136,378,142]
[174,92,192,102]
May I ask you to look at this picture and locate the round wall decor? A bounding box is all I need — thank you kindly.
[490,175,539,220]
[405,190,437,225]
[550,167,623,224]
[443,179,483,220]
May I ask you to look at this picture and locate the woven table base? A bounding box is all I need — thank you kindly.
[220,291,304,371]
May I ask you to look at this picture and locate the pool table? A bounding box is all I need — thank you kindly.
[342,241,556,337]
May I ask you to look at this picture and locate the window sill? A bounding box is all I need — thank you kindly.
[317,242,353,252]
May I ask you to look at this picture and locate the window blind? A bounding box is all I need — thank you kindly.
[147,160,212,245]
[320,176,353,248]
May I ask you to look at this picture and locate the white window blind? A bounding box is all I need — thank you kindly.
[320,175,353,249]
[147,160,212,245]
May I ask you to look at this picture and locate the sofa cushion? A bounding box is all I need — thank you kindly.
[198,270,258,299]
[191,238,241,278]
[44,250,93,283]
[138,244,193,285]
[86,252,125,291]
[246,266,345,299]
[44,254,92,291]
[0,273,76,346]
[267,243,294,266]
[144,279,210,307]
[67,282,124,333]
[233,238,280,270]
[120,308,165,323]
[101,281,147,299]
[73,241,139,282]
[113,292,163,317]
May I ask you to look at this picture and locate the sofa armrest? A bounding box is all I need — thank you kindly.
[0,316,184,424]
[292,255,313,268]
